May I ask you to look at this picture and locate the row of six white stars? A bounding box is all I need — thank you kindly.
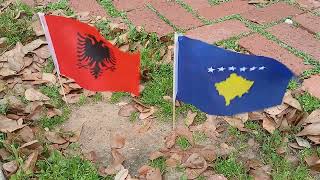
[208,66,266,73]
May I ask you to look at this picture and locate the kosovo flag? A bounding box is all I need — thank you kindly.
[174,35,294,116]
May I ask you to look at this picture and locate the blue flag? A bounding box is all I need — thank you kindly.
[174,35,294,116]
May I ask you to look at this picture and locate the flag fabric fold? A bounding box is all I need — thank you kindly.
[39,13,140,96]
[174,35,294,116]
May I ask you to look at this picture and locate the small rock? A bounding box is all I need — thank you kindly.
[285,19,293,25]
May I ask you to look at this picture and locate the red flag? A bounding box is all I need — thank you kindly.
[39,14,140,96]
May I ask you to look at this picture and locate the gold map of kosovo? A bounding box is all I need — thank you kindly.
[215,73,254,106]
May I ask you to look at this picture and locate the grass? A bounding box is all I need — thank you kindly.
[208,0,231,5]
[36,151,102,180]
[149,157,167,174]
[316,33,320,40]
[193,131,207,144]
[0,103,8,115]
[110,92,129,103]
[35,0,74,16]
[129,111,139,122]
[43,58,55,73]
[40,85,64,108]
[288,79,300,90]
[98,0,123,17]
[176,136,192,150]
[0,1,34,46]
[214,155,250,180]
[39,106,70,129]
[297,93,320,112]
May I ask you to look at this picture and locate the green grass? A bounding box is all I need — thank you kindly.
[39,106,70,129]
[35,0,74,16]
[110,92,128,103]
[98,0,123,17]
[43,58,55,73]
[297,93,320,112]
[208,0,231,5]
[36,151,101,180]
[0,2,34,46]
[214,156,250,180]
[149,157,167,174]
[40,85,64,108]
[288,79,300,90]
[129,111,139,122]
[0,103,8,115]
[193,131,207,144]
[176,136,192,150]
[316,33,320,40]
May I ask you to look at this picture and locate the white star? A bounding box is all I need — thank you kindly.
[208,67,215,73]
[240,67,247,72]
[218,67,225,72]
[228,66,236,71]
[259,66,266,70]
[250,66,257,71]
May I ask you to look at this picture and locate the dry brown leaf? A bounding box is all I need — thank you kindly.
[218,143,235,157]
[17,126,35,143]
[0,67,15,77]
[207,174,228,180]
[23,151,38,172]
[301,109,320,125]
[164,131,177,149]
[307,136,320,145]
[264,104,288,115]
[139,107,155,120]
[262,118,277,134]
[249,166,271,180]
[176,125,194,145]
[19,140,41,150]
[295,137,311,148]
[162,48,172,64]
[297,123,320,136]
[183,153,207,169]
[25,88,50,101]
[200,146,216,162]
[283,91,302,111]
[163,96,172,102]
[111,133,126,149]
[138,119,153,134]
[138,165,153,176]
[185,111,197,127]
[186,164,208,179]
[22,39,47,54]
[3,161,18,173]
[166,153,182,167]
[65,94,81,104]
[118,104,137,117]
[115,168,129,180]
[118,32,129,44]
[45,132,67,144]
[202,116,219,139]
[0,116,25,133]
[288,142,304,150]
[112,149,125,165]
[0,148,11,160]
[149,151,164,161]
[42,73,56,84]
[34,45,51,59]
[145,168,162,180]
[224,117,247,131]
[305,153,320,171]
[234,113,249,123]
[119,44,130,52]
[105,164,124,175]
[47,108,62,118]
[84,151,98,162]
[31,20,44,36]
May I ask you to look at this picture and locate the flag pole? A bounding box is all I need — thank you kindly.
[173,33,179,130]
[38,12,68,104]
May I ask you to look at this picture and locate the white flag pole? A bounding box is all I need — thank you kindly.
[173,33,180,130]
[38,13,68,104]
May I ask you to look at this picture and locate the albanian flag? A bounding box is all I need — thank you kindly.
[38,13,140,96]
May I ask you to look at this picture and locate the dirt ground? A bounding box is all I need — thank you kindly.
[61,102,172,173]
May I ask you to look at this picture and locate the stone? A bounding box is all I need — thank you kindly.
[127,7,173,37]
[150,0,202,29]
[186,20,249,43]
[70,0,108,17]
[303,75,320,99]
[295,13,320,34]
[238,34,311,75]
[296,0,320,9]
[268,23,320,61]
[113,0,151,11]
[242,2,303,24]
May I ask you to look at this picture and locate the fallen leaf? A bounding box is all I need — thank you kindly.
[297,123,320,136]
[111,133,126,149]
[0,148,11,160]
[176,125,194,145]
[166,153,182,167]
[23,151,38,172]
[138,165,153,176]
[22,39,47,54]
[288,142,304,150]
[34,45,50,59]
[283,91,302,111]
[202,116,219,139]
[262,118,277,134]
[163,96,172,101]
[200,146,216,162]
[301,109,320,125]
[3,161,18,173]
[138,119,153,133]
[119,44,130,52]
[0,116,25,133]
[84,151,98,162]
[101,92,112,101]
[164,131,177,148]
[264,104,288,116]
[19,140,41,150]
[305,153,320,171]
[31,20,44,36]
[118,32,129,44]
[42,73,56,84]
[224,117,246,131]
[139,107,155,120]
[217,143,235,157]
[112,149,125,165]
[0,67,15,77]
[105,164,124,175]
[186,164,208,179]
[45,132,67,144]
[307,136,320,145]
[249,166,271,180]
[183,153,207,169]
[295,137,311,148]
[145,168,162,180]
[149,151,164,161]
[234,113,249,123]
[25,88,50,101]
[185,111,197,127]
[118,104,137,117]
[115,169,129,180]
[207,174,228,180]
[47,108,62,118]
[162,48,172,64]
[17,126,35,142]
[65,94,81,104]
